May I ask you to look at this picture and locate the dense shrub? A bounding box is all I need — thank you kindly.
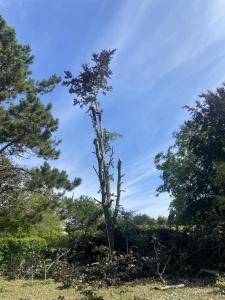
[183,223,225,274]
[0,236,47,278]
[54,223,225,287]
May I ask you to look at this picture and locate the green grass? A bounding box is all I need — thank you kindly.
[0,277,223,300]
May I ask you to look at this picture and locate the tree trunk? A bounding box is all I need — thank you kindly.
[126,237,129,255]
[103,205,114,259]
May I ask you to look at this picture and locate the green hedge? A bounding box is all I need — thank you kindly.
[0,236,46,260]
[0,236,47,277]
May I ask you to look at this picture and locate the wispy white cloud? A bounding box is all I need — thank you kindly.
[96,0,154,52]
[125,168,156,189]
[123,187,170,218]
[116,0,225,92]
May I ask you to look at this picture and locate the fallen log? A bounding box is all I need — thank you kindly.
[154,284,185,290]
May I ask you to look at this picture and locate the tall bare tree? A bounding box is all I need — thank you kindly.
[63,49,123,258]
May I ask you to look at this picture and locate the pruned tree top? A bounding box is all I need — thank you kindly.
[63,49,116,108]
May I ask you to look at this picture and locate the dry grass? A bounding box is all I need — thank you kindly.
[0,277,222,300]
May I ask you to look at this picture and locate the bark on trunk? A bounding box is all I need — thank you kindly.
[91,103,123,260]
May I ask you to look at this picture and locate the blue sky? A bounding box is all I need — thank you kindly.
[2,0,225,217]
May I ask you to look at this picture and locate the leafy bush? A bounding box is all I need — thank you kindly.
[0,236,47,278]
[216,276,225,294]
